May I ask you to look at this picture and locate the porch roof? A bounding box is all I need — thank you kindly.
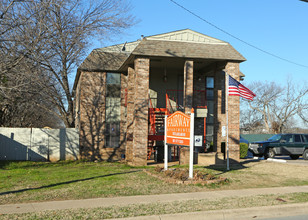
[131,39,246,61]
[78,39,245,73]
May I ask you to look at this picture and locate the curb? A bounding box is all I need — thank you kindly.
[267,158,287,163]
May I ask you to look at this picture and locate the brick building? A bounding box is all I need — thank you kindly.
[73,29,246,165]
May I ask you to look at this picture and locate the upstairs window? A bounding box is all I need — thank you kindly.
[105,73,121,148]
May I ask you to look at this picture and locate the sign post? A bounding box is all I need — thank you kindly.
[189,109,194,179]
[165,109,194,178]
[164,115,168,171]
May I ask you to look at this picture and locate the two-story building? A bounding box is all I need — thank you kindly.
[73,29,246,165]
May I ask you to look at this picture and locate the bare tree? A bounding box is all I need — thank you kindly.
[240,107,263,133]
[0,0,135,127]
[271,79,308,133]
[241,79,308,133]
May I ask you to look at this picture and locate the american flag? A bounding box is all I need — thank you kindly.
[228,75,256,101]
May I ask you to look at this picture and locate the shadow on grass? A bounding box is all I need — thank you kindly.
[202,158,263,175]
[0,170,141,196]
[0,160,76,170]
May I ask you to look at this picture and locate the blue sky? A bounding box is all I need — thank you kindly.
[93,0,308,86]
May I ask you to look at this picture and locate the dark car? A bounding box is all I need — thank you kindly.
[248,134,308,160]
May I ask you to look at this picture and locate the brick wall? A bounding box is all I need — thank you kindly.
[78,71,126,161]
[79,71,106,160]
[225,62,240,161]
[214,62,240,162]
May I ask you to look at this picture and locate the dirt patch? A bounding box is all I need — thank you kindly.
[144,166,228,186]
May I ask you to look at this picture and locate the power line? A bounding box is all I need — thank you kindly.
[169,0,308,69]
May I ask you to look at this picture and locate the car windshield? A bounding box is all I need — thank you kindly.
[268,134,282,141]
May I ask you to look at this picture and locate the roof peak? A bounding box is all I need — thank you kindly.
[145,29,227,45]
[98,29,228,53]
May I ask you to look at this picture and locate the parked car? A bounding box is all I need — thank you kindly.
[248,134,308,160]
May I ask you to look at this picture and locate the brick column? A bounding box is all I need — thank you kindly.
[214,69,225,154]
[125,66,135,164]
[184,60,194,114]
[120,72,128,159]
[225,62,240,161]
[181,60,194,164]
[132,57,150,166]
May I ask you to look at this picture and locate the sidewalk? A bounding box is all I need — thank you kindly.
[1,185,308,215]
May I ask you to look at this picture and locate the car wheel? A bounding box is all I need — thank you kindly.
[303,149,308,160]
[265,148,275,159]
[290,155,299,160]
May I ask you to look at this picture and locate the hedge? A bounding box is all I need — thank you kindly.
[240,143,248,159]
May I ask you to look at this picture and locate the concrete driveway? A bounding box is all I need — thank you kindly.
[249,155,308,166]
[268,156,308,166]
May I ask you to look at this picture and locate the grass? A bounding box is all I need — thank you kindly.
[1,160,308,205]
[0,160,201,205]
[1,192,308,219]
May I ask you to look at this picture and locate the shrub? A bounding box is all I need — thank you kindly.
[173,169,188,181]
[154,165,163,173]
[240,143,248,159]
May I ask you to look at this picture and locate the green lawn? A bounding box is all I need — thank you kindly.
[0,161,203,205]
[1,160,308,205]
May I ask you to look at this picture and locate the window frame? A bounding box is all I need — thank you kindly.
[105,72,121,148]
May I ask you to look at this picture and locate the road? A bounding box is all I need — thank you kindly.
[263,215,308,220]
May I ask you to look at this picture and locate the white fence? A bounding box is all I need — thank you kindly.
[0,128,79,161]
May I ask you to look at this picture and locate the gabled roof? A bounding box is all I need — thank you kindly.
[145,29,227,45]
[74,29,246,90]
[98,29,229,54]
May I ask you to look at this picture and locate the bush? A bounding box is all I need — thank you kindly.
[240,143,248,159]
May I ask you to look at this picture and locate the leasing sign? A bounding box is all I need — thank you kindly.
[166,111,191,146]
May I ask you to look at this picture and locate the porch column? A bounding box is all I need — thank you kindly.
[125,66,135,164]
[184,60,194,114]
[225,62,240,161]
[180,60,194,165]
[132,57,150,166]
[214,68,225,154]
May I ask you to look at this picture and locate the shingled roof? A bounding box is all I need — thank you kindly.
[78,50,129,72]
[132,39,245,61]
[74,29,246,90]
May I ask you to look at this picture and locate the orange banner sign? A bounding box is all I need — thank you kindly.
[166,111,191,146]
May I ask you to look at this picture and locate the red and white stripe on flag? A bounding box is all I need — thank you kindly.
[228,75,256,101]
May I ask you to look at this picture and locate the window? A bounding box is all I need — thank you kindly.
[294,135,302,143]
[304,135,308,142]
[206,101,214,124]
[105,73,121,148]
[205,76,214,148]
[281,134,293,143]
[206,77,214,100]
[206,77,214,89]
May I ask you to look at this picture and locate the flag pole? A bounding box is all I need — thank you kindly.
[164,114,168,171]
[226,72,230,171]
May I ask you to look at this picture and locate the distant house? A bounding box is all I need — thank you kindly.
[73,29,246,166]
